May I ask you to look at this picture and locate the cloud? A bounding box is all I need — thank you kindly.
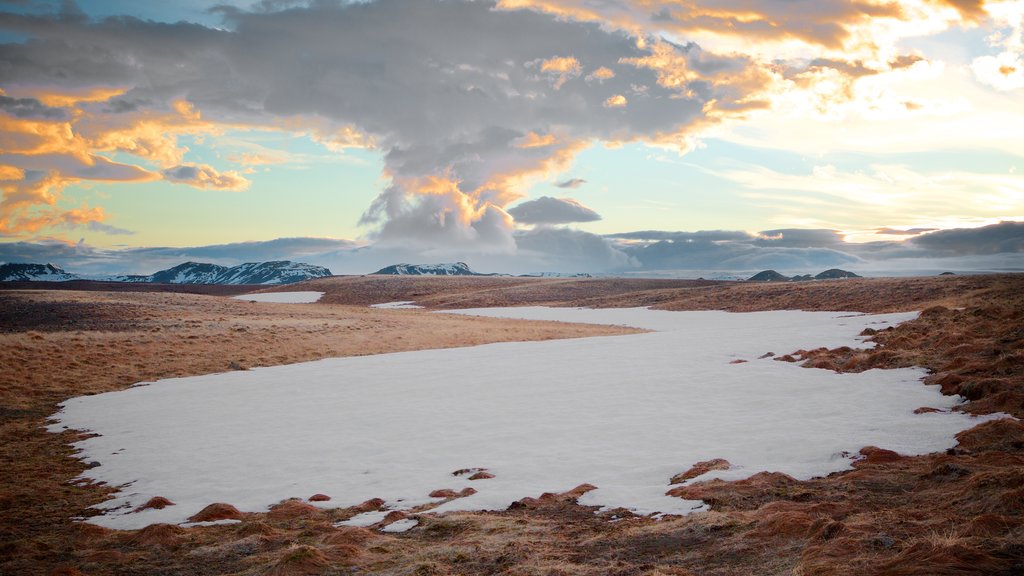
[908,221,1024,255]
[507,196,601,224]
[5,221,1024,277]
[754,229,845,248]
[606,230,752,242]
[617,234,862,272]
[554,178,587,189]
[0,95,67,119]
[875,227,938,235]
[161,164,250,191]
[0,0,771,247]
[515,227,636,271]
[603,94,628,108]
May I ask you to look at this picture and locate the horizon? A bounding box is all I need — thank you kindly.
[1,0,1023,276]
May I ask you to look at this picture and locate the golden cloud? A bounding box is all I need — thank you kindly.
[603,94,628,107]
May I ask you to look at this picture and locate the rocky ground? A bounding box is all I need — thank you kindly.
[1,274,1021,575]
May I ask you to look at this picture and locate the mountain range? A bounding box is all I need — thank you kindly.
[0,261,332,285]
[373,262,492,276]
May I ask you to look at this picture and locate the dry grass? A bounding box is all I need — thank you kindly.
[2,274,1023,575]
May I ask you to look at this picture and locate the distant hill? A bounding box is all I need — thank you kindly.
[814,269,862,280]
[747,270,790,282]
[373,262,490,276]
[518,272,593,278]
[747,269,861,282]
[0,263,78,282]
[0,260,331,285]
[148,261,332,285]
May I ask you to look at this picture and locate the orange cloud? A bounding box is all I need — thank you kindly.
[537,56,583,89]
[540,56,582,74]
[587,66,616,81]
[476,138,590,207]
[603,94,628,107]
[29,87,128,108]
[0,165,25,181]
[0,91,239,238]
[929,0,988,22]
[515,131,558,148]
[161,164,250,191]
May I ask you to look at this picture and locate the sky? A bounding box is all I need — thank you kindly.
[0,0,1022,276]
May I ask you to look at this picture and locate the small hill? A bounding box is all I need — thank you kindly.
[373,262,487,276]
[0,263,78,282]
[814,269,861,280]
[518,272,593,278]
[747,270,790,282]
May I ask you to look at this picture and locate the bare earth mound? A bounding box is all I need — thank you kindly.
[1,274,1022,575]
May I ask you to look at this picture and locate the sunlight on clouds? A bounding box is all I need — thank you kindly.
[161,164,250,191]
[29,87,128,108]
[720,162,1024,238]
[515,132,558,148]
[971,0,1024,90]
[586,66,616,81]
[603,94,628,108]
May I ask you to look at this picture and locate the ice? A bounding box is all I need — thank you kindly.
[232,291,324,304]
[369,301,424,309]
[47,308,1005,529]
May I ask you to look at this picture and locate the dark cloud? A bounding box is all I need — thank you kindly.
[507,196,601,225]
[555,178,587,189]
[0,95,66,119]
[908,221,1024,255]
[102,97,149,113]
[754,229,844,248]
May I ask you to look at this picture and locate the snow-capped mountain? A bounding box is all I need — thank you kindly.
[147,261,332,284]
[373,262,488,276]
[0,260,332,284]
[149,262,227,284]
[0,263,79,282]
[214,261,333,285]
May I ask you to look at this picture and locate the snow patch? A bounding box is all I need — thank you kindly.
[335,511,390,528]
[381,518,419,533]
[233,291,324,304]
[370,301,424,309]
[48,308,1005,529]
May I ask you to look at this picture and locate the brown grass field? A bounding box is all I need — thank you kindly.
[1,274,1022,575]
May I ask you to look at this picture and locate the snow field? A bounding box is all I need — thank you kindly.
[231,291,324,304]
[47,307,1004,529]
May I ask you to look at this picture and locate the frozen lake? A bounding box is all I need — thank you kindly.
[48,307,1000,529]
